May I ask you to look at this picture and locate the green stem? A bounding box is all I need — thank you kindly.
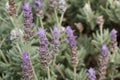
[100,24,103,44]
[10,17,16,28]
[54,9,59,27]
[74,66,77,80]
[40,18,44,28]
[60,13,64,26]
[47,66,51,80]
[53,55,65,79]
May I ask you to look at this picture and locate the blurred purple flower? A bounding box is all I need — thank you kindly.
[99,44,109,80]
[58,0,67,13]
[23,2,34,40]
[52,27,60,54]
[65,26,78,66]
[110,29,117,42]
[101,44,108,58]
[33,0,44,18]
[86,68,96,80]
[22,52,34,80]
[37,28,51,67]
[65,26,77,47]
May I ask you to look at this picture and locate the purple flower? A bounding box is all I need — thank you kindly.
[33,0,44,18]
[22,52,34,80]
[22,52,30,64]
[110,29,117,42]
[37,28,51,66]
[52,27,60,54]
[86,68,96,80]
[99,44,109,80]
[58,0,67,13]
[65,26,77,47]
[101,44,108,58]
[65,26,78,66]
[23,2,34,40]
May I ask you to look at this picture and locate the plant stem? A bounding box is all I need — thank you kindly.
[54,63,66,79]
[53,55,66,79]
[100,24,103,44]
[54,9,59,27]
[40,18,44,28]
[60,13,64,26]
[74,66,76,80]
[47,66,51,80]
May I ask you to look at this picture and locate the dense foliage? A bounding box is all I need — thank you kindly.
[0,0,120,80]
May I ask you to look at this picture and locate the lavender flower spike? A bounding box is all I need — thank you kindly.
[99,44,109,80]
[22,52,34,80]
[8,0,16,16]
[52,27,60,54]
[23,2,34,40]
[37,28,51,67]
[58,0,67,13]
[110,29,117,42]
[86,68,96,80]
[101,44,108,58]
[33,0,44,18]
[65,26,78,67]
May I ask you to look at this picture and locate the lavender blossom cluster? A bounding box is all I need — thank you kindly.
[33,0,44,18]
[22,52,34,80]
[37,28,51,67]
[23,2,34,40]
[65,26,78,67]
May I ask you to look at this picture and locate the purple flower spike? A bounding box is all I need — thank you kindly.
[22,52,34,80]
[65,26,78,66]
[110,29,118,53]
[110,29,117,42]
[22,52,30,64]
[37,28,51,67]
[23,2,34,40]
[65,26,77,47]
[52,27,60,54]
[99,44,109,80]
[33,0,44,18]
[101,44,108,58]
[87,68,96,80]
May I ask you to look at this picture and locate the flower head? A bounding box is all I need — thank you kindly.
[65,26,78,66]
[37,28,51,66]
[58,0,67,13]
[65,26,77,47]
[110,29,117,42]
[87,68,96,80]
[99,44,109,80]
[8,0,16,16]
[52,27,60,54]
[23,2,34,40]
[22,52,34,80]
[101,44,108,58]
[33,0,44,18]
